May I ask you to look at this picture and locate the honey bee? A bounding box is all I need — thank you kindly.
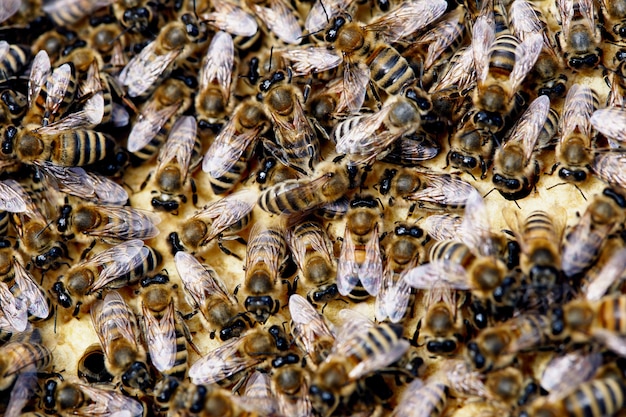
[270,353,312,417]
[174,251,252,341]
[126,77,193,163]
[90,290,151,393]
[194,31,235,126]
[288,294,335,368]
[447,117,494,179]
[375,223,426,323]
[492,94,551,200]
[287,219,338,305]
[591,106,626,149]
[52,240,159,316]
[0,280,27,332]
[415,284,466,356]
[139,273,191,379]
[188,326,286,386]
[466,312,554,372]
[199,0,259,44]
[41,0,116,26]
[561,188,626,278]
[242,221,289,323]
[117,17,204,98]
[56,201,161,243]
[333,90,432,165]
[471,14,543,133]
[308,309,410,417]
[148,115,200,212]
[405,190,508,308]
[540,350,602,398]
[382,167,478,211]
[258,160,351,215]
[555,0,602,71]
[3,180,67,270]
[504,208,566,307]
[550,84,598,185]
[202,99,269,195]
[527,377,626,417]
[286,1,446,99]
[337,195,383,300]
[42,378,144,417]
[168,188,257,255]
[600,0,626,41]
[11,256,51,323]
[258,69,320,176]
[390,376,449,417]
[0,41,29,80]
[0,330,51,391]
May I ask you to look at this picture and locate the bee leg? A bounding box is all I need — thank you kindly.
[80,240,97,260]
[140,172,152,191]
[177,311,201,355]
[217,241,242,260]
[190,179,198,206]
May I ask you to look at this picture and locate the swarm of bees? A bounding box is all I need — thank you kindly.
[2,0,626,415]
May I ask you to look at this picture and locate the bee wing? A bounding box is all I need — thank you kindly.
[403,260,472,290]
[349,337,410,379]
[42,96,105,134]
[91,291,138,357]
[5,369,38,417]
[541,351,602,399]
[413,7,466,70]
[432,46,475,94]
[28,50,51,109]
[0,0,20,23]
[91,246,150,292]
[593,152,626,188]
[13,259,49,320]
[562,84,594,140]
[88,206,161,240]
[72,383,144,417]
[203,121,259,178]
[340,62,369,114]
[203,0,258,37]
[118,41,181,98]
[245,222,284,270]
[585,248,626,301]
[376,263,414,323]
[591,108,626,144]
[460,189,495,257]
[556,0,574,41]
[280,47,343,76]
[509,0,544,42]
[289,294,335,353]
[156,115,197,185]
[506,95,550,162]
[591,329,626,358]
[358,224,383,296]
[200,31,234,103]
[579,0,596,36]
[510,32,543,93]
[336,226,361,296]
[143,300,177,373]
[175,251,236,313]
[406,173,476,207]
[45,63,72,118]
[200,188,258,244]
[127,101,181,152]
[0,180,28,213]
[240,372,280,415]
[252,0,302,44]
[366,0,447,43]
[305,0,354,33]
[472,15,495,83]
[421,214,462,241]
[0,281,27,332]
[334,104,393,155]
[189,337,263,385]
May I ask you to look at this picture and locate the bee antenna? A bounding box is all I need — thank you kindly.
[35,219,55,240]
[112,24,134,45]
[269,46,274,73]
[482,188,496,199]
[320,0,330,22]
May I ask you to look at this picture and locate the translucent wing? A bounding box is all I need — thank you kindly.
[253,0,302,44]
[73,384,145,417]
[562,84,595,141]
[44,63,72,120]
[403,260,472,290]
[118,41,181,97]
[340,62,370,113]
[334,103,394,155]
[280,47,343,76]
[197,188,258,244]
[0,0,20,23]
[13,259,49,320]
[359,224,383,296]
[127,101,181,152]
[200,31,234,103]
[203,0,258,37]
[336,226,360,296]
[406,173,477,207]
[289,294,335,356]
[505,95,550,162]
[509,0,544,42]
[584,248,626,301]
[0,281,27,332]
[91,291,138,358]
[189,337,263,385]
[84,206,161,240]
[557,0,574,42]
[541,351,602,398]
[305,0,353,33]
[0,180,27,213]
[375,264,414,323]
[174,251,237,315]
[421,214,463,241]
[591,108,626,144]
[472,15,495,83]
[28,50,51,108]
[593,152,626,188]
[510,32,543,93]
[143,300,177,372]
[84,240,146,290]
[156,115,197,186]
[460,189,496,257]
[431,46,475,94]
[366,0,447,43]
[5,370,37,417]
